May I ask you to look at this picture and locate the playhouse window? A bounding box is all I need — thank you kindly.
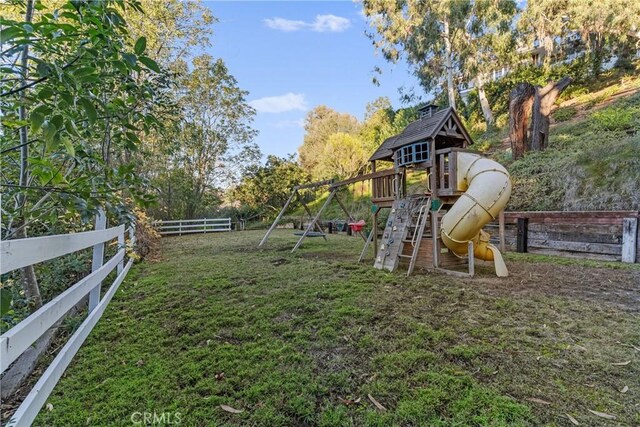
[396,142,430,167]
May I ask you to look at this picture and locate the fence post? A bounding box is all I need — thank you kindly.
[129,226,136,247]
[516,217,528,253]
[204,218,208,234]
[621,218,638,263]
[117,228,124,275]
[89,209,106,312]
[498,210,506,253]
[179,219,182,236]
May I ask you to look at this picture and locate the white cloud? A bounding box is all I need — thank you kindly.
[273,119,305,128]
[249,93,308,114]
[263,14,351,33]
[264,17,307,32]
[311,15,351,32]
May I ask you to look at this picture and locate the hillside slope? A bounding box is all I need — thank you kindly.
[496,91,640,211]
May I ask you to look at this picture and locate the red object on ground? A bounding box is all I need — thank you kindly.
[348,220,365,233]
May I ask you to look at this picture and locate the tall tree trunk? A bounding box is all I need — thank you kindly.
[508,83,535,160]
[530,77,572,152]
[476,76,494,127]
[14,0,42,310]
[442,17,456,111]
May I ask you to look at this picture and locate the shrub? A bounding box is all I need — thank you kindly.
[590,108,634,131]
[552,106,578,122]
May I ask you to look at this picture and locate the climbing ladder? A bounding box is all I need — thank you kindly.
[374,196,431,272]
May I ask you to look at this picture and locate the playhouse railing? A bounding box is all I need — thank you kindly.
[371,169,396,204]
[0,217,135,427]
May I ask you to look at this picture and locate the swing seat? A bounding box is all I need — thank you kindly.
[348,220,365,233]
[293,231,326,237]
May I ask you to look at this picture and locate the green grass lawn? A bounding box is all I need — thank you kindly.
[36,231,639,426]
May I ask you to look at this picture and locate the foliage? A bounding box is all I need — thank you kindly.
[298,106,361,179]
[231,155,311,219]
[133,208,160,260]
[519,0,640,76]
[589,107,635,131]
[1,0,168,238]
[552,106,577,122]
[317,133,371,180]
[35,231,639,426]
[144,55,260,220]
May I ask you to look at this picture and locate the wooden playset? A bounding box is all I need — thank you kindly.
[260,105,512,277]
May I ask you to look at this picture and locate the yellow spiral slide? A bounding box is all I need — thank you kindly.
[440,152,512,277]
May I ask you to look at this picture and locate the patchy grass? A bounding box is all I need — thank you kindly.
[36,231,639,426]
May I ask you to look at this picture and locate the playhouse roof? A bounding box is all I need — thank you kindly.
[369,107,473,162]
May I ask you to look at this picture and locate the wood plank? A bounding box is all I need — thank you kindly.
[330,169,395,189]
[621,218,638,263]
[7,259,133,427]
[156,218,231,224]
[0,249,125,373]
[527,238,621,256]
[1,225,124,275]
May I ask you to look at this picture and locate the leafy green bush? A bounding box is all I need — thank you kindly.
[552,106,578,122]
[590,108,634,131]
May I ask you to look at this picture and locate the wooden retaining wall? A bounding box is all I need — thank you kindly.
[485,211,640,263]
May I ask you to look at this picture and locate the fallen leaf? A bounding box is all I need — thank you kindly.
[215,372,225,381]
[620,385,628,393]
[588,409,616,420]
[136,359,145,366]
[220,404,243,414]
[46,403,53,411]
[566,413,579,425]
[526,398,551,405]
[573,345,587,352]
[368,394,386,411]
[612,361,631,366]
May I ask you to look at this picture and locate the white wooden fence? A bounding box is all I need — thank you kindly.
[0,218,135,427]
[154,218,231,235]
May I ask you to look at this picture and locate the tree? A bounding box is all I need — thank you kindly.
[231,155,310,218]
[519,0,640,76]
[359,97,396,149]
[150,55,260,219]
[509,77,571,159]
[298,106,360,179]
[1,0,169,308]
[460,0,518,126]
[318,133,370,180]
[362,0,517,125]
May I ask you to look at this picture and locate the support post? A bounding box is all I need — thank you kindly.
[499,210,506,253]
[258,189,297,247]
[468,241,475,277]
[292,189,336,252]
[117,229,124,275]
[621,218,638,263]
[516,218,528,253]
[89,209,106,312]
[372,209,379,257]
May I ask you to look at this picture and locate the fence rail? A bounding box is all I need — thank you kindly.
[154,218,231,235]
[0,220,135,427]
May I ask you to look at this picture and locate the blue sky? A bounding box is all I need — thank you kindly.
[204,1,421,160]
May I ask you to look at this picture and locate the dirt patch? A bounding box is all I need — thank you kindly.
[271,258,289,266]
[466,261,640,312]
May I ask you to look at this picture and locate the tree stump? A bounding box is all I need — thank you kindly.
[509,77,571,160]
[509,83,535,160]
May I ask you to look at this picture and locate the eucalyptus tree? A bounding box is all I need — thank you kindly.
[362,0,518,125]
[519,0,640,76]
